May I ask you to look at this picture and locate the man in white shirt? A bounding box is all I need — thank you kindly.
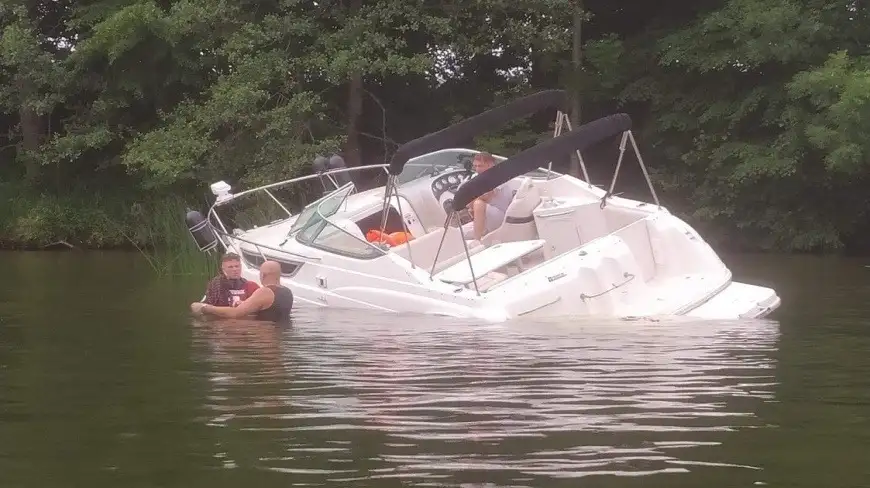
[462,152,514,241]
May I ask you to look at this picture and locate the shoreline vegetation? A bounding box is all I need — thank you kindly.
[3,0,870,268]
[0,184,219,275]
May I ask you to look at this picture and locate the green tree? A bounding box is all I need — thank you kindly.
[611,0,870,251]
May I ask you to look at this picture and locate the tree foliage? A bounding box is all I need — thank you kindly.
[1,0,869,252]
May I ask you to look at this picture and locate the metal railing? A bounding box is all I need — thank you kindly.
[206,164,391,236]
[213,164,390,205]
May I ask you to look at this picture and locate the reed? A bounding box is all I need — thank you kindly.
[109,196,221,278]
[0,173,323,279]
[0,182,219,278]
[120,190,308,278]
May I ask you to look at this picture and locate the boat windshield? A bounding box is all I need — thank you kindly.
[286,182,354,236]
[395,149,477,186]
[294,183,385,259]
[395,148,562,186]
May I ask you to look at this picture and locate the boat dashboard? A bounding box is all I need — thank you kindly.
[430,169,473,213]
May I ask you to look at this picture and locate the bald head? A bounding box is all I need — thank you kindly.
[259,260,282,284]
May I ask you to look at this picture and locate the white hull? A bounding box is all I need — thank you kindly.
[682,281,781,320]
[241,267,779,322]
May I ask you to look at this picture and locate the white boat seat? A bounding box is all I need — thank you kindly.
[481,177,542,246]
[433,239,546,287]
[391,226,484,273]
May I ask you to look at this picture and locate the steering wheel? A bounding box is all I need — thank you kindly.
[431,169,473,216]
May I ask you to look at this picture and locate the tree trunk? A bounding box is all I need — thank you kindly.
[343,0,364,168]
[18,78,42,185]
[569,3,583,178]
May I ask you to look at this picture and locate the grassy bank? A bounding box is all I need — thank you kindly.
[0,183,219,277]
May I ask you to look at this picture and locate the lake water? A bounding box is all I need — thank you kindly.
[0,251,868,487]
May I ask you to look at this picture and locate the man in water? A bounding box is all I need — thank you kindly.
[462,152,514,241]
[191,261,294,322]
[203,252,260,307]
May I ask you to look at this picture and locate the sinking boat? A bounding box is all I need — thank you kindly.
[184,90,781,321]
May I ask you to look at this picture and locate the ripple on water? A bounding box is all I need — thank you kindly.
[191,309,780,487]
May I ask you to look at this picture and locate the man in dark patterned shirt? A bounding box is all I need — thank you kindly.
[201,252,260,307]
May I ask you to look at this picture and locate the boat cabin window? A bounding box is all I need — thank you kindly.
[239,250,302,277]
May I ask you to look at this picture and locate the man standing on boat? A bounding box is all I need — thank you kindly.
[462,152,514,241]
[202,252,260,307]
[191,261,294,322]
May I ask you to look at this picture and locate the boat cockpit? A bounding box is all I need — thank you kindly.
[205,142,658,294]
[253,153,585,298]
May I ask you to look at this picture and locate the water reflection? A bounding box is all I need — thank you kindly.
[192,310,780,486]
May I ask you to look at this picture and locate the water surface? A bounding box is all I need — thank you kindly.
[0,252,868,487]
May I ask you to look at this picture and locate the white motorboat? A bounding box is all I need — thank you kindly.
[185,90,781,322]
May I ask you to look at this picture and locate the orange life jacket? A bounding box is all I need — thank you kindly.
[365,229,413,247]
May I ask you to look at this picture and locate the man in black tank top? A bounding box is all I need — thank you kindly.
[191,261,293,322]
[255,284,294,322]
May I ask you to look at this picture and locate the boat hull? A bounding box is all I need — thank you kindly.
[239,265,781,323]
[233,201,782,323]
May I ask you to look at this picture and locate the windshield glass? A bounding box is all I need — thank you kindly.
[395,149,477,186]
[294,183,385,259]
[395,148,563,186]
[315,183,354,219]
[287,182,354,236]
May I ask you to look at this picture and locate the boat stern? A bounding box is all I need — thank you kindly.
[681,281,781,320]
